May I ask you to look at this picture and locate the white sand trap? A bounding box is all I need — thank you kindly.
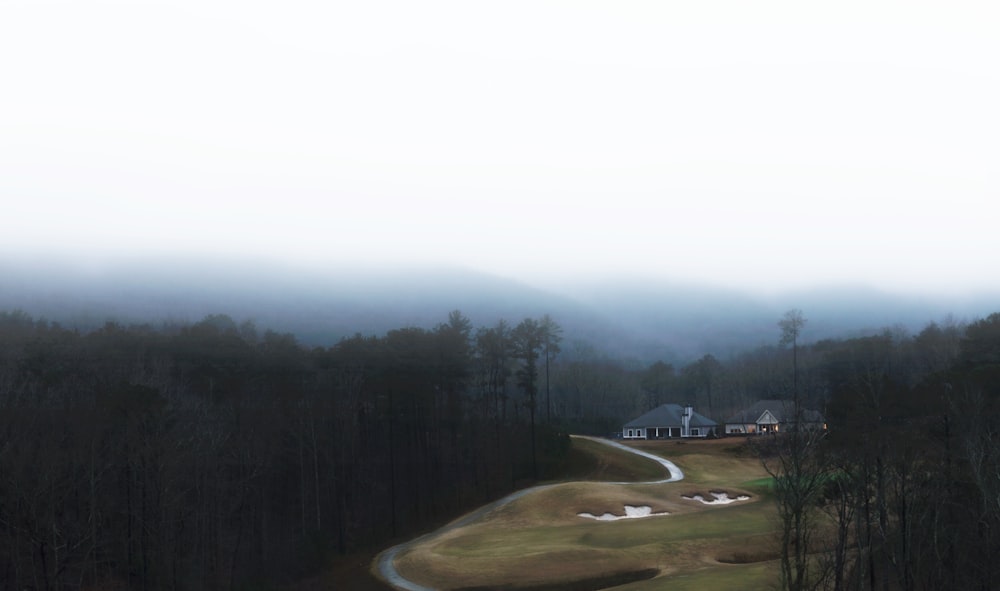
[682,492,750,505]
[578,505,670,521]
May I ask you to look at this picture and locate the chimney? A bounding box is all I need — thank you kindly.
[682,405,692,436]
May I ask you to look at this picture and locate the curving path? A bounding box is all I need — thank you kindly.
[375,435,684,591]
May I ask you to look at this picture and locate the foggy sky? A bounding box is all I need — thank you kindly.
[2,1,998,295]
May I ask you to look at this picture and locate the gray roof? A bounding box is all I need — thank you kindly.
[724,399,824,424]
[624,403,717,429]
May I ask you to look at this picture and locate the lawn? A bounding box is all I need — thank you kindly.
[388,436,781,590]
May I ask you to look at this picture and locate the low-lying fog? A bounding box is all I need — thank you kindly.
[1,258,993,365]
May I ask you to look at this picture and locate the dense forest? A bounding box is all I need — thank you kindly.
[1,306,998,590]
[0,309,575,590]
[758,312,1000,591]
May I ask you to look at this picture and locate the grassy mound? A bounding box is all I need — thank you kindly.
[393,438,779,590]
[555,436,671,482]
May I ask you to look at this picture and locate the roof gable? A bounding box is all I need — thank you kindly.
[757,409,779,425]
[724,399,787,424]
[725,399,825,424]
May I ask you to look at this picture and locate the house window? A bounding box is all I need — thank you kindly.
[691,428,700,436]
[627,429,634,438]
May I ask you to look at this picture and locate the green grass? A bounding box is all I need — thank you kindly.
[743,476,777,491]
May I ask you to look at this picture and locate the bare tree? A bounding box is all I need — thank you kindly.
[539,314,562,423]
[763,309,829,591]
[779,309,807,408]
[512,318,543,480]
[760,428,829,591]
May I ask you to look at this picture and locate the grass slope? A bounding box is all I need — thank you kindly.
[556,436,671,483]
[393,437,779,590]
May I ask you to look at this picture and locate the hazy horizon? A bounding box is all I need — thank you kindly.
[2,255,994,366]
[3,1,998,296]
[5,253,1000,300]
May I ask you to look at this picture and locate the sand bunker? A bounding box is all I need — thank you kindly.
[681,491,750,505]
[578,505,670,521]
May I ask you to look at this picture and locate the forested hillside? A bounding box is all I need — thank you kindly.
[768,312,1000,590]
[0,310,569,590]
[4,260,996,366]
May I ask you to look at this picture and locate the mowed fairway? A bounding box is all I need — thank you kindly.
[390,437,780,590]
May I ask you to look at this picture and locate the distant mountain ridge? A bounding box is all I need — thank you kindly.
[0,259,995,365]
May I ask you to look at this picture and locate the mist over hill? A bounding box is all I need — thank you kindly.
[1,258,994,365]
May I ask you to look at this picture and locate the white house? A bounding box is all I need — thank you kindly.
[724,399,826,435]
[622,404,718,440]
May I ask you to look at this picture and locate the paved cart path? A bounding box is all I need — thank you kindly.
[375,436,684,591]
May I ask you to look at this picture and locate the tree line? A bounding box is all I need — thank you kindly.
[0,309,567,591]
[753,311,1000,591]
